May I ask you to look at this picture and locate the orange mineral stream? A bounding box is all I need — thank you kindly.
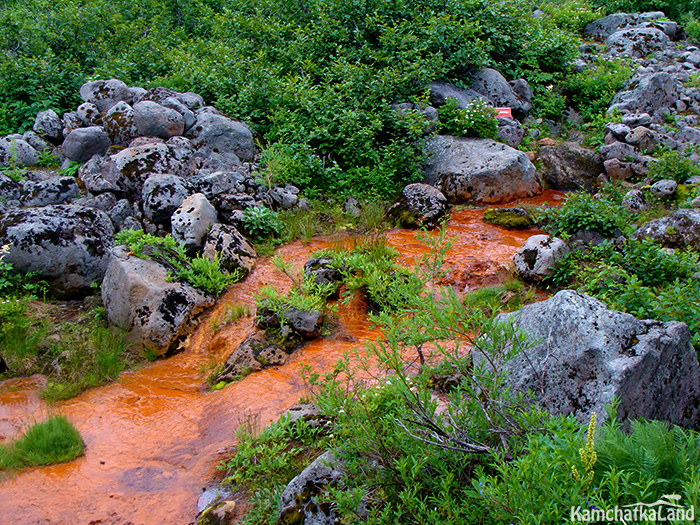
[0,192,562,524]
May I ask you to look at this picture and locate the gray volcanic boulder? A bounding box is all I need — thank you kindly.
[304,257,341,288]
[79,78,132,113]
[606,26,670,58]
[538,142,604,191]
[584,13,638,39]
[160,96,196,131]
[202,223,256,273]
[387,183,449,229]
[621,189,649,213]
[77,102,102,126]
[649,179,677,200]
[141,174,190,224]
[428,81,488,108]
[62,126,111,162]
[32,109,63,143]
[186,108,255,162]
[423,136,542,204]
[485,291,700,427]
[279,451,345,525]
[513,235,569,282]
[171,193,217,250]
[109,141,196,198]
[21,177,79,207]
[610,72,682,115]
[469,68,532,119]
[133,101,185,139]
[101,246,214,356]
[102,101,139,147]
[631,209,700,251]
[0,138,39,167]
[0,204,114,296]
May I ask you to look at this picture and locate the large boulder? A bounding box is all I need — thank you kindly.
[469,68,532,119]
[186,108,255,162]
[0,204,114,296]
[79,79,132,113]
[423,136,542,204]
[513,235,569,282]
[538,142,604,191]
[101,246,214,355]
[141,174,190,224]
[133,101,185,140]
[102,101,139,147]
[606,26,670,58]
[428,81,488,109]
[0,138,39,167]
[32,109,63,143]
[387,183,449,229]
[631,209,700,251]
[610,72,682,115]
[171,193,218,250]
[20,177,79,207]
[484,291,700,427]
[279,451,345,525]
[202,224,256,273]
[62,126,111,162]
[584,13,638,39]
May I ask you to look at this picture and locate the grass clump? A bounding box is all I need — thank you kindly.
[649,149,700,183]
[115,229,242,295]
[0,415,84,471]
[483,208,534,230]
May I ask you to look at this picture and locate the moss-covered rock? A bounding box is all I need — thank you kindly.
[483,207,534,229]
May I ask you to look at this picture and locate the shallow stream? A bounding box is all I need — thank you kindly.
[0,192,561,524]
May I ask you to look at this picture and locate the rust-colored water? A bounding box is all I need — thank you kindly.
[0,191,561,524]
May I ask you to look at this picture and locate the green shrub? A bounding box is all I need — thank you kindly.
[564,58,631,121]
[539,0,602,31]
[687,18,700,41]
[437,97,498,139]
[0,416,84,470]
[114,229,241,295]
[589,0,700,21]
[649,150,700,183]
[538,192,632,237]
[241,206,282,239]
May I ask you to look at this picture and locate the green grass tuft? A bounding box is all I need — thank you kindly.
[0,416,84,471]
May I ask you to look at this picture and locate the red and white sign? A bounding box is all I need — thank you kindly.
[495,107,512,118]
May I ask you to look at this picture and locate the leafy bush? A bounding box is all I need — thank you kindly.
[437,97,498,139]
[687,18,700,42]
[649,150,700,183]
[241,206,282,239]
[589,0,700,21]
[539,0,602,31]
[0,416,84,470]
[564,57,631,121]
[538,192,632,237]
[549,239,700,347]
[114,229,241,294]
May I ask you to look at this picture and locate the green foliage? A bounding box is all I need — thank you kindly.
[538,192,633,237]
[437,97,498,139]
[649,150,700,183]
[687,18,700,42]
[549,239,700,347]
[58,160,83,178]
[220,415,331,524]
[114,229,241,294]
[241,206,282,239]
[564,58,631,121]
[589,0,700,21]
[539,0,602,31]
[0,0,595,196]
[0,415,83,470]
[209,302,249,332]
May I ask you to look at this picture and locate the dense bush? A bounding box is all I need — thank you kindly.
[437,97,498,139]
[649,150,700,183]
[564,57,631,121]
[538,192,633,237]
[589,0,700,21]
[0,0,590,196]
